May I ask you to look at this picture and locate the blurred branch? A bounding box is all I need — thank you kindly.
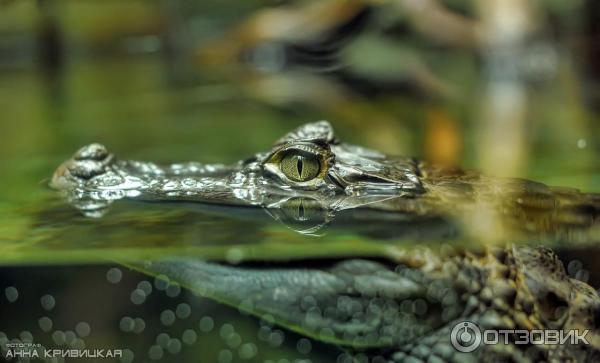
[239,0,366,44]
[374,0,481,48]
[475,0,539,176]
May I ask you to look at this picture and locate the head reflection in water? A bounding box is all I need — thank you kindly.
[51,121,598,240]
[50,121,427,235]
[262,196,333,236]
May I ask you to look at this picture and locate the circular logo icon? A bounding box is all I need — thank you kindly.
[450,321,482,352]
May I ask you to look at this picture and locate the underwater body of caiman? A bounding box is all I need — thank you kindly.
[51,122,600,362]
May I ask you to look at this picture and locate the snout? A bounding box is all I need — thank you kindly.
[50,143,114,190]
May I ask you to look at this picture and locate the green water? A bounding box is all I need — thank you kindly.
[1,56,598,264]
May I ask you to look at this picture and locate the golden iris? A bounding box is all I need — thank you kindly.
[280,152,320,182]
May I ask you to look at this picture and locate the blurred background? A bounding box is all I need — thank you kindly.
[0,0,598,189]
[0,0,598,362]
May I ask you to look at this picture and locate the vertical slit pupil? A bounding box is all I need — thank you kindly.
[296,157,303,177]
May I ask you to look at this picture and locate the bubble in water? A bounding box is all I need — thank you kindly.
[5,287,18,303]
[41,295,56,311]
[238,343,258,360]
[148,345,164,360]
[38,317,53,332]
[226,333,242,349]
[137,281,153,296]
[225,248,245,264]
[133,318,146,334]
[357,353,371,363]
[337,353,354,363]
[154,275,170,291]
[218,349,233,363]
[182,329,197,345]
[120,349,134,363]
[167,338,182,354]
[166,284,181,298]
[130,289,146,305]
[155,333,170,348]
[160,310,176,326]
[64,331,76,345]
[52,331,66,345]
[106,268,123,284]
[119,317,135,332]
[258,326,271,341]
[199,317,214,332]
[75,322,91,338]
[297,338,312,354]
[19,331,33,342]
[268,330,285,347]
[176,303,191,319]
[220,324,235,339]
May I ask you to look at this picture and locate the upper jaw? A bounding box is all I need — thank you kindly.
[50,142,424,202]
[50,143,116,190]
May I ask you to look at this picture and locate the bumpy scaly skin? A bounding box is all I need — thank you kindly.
[137,245,600,363]
[385,246,600,362]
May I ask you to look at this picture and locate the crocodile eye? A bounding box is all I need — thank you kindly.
[280,152,320,182]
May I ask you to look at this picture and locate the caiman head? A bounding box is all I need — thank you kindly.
[51,121,427,234]
[51,120,599,239]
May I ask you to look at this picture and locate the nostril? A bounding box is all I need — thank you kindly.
[68,159,106,180]
[74,143,108,161]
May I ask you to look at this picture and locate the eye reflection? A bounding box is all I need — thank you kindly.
[283,197,314,221]
[274,197,329,234]
[280,152,320,182]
